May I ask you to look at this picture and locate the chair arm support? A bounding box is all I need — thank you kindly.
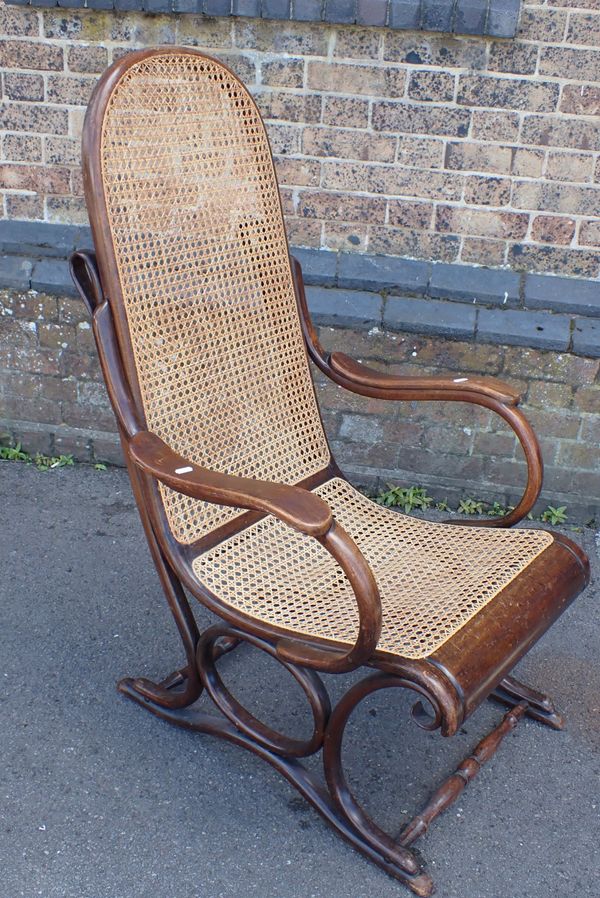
[128,430,333,538]
[329,352,521,406]
[290,257,542,528]
[130,430,383,673]
[324,355,542,528]
[276,520,383,673]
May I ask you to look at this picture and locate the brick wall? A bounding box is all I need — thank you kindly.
[1,2,600,277]
[2,281,599,522]
[1,2,599,521]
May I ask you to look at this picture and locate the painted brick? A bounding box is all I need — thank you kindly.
[0,256,33,289]
[573,319,600,359]
[262,0,290,19]
[454,0,487,36]
[338,252,430,294]
[356,0,387,27]
[30,259,77,297]
[204,0,231,13]
[292,0,322,22]
[525,274,600,318]
[291,247,337,287]
[324,0,356,24]
[487,0,521,38]
[389,0,421,30]
[305,286,381,329]
[384,295,476,339]
[477,308,571,351]
[422,0,453,32]
[429,263,521,308]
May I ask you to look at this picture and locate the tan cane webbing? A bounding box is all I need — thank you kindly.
[99,52,330,543]
[193,478,553,660]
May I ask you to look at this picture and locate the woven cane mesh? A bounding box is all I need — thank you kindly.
[99,52,330,543]
[193,478,553,660]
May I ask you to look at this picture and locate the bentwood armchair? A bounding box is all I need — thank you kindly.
[71,48,589,896]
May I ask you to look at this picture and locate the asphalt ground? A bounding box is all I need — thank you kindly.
[1,462,599,898]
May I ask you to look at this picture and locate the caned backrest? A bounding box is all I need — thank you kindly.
[85,49,331,544]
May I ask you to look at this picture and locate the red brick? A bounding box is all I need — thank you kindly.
[296,190,387,223]
[307,61,406,99]
[0,5,39,36]
[1,40,63,71]
[445,141,512,175]
[436,206,528,240]
[388,200,433,230]
[3,134,42,163]
[579,220,600,247]
[460,237,506,267]
[368,226,459,261]
[488,42,537,75]
[545,151,594,184]
[0,102,69,135]
[560,84,600,117]
[46,75,97,106]
[67,45,109,74]
[0,164,70,194]
[471,110,520,143]
[518,7,567,43]
[531,215,576,246]
[458,74,559,113]
[408,71,455,103]
[372,101,470,138]
[522,115,600,152]
[383,32,487,70]
[323,222,367,252]
[302,126,396,163]
[508,243,599,278]
[463,175,511,207]
[3,72,44,102]
[334,27,381,60]
[5,194,44,218]
[539,46,600,80]
[566,12,600,47]
[255,90,321,124]
[322,96,369,129]
[46,197,88,224]
[274,156,320,187]
[261,58,304,89]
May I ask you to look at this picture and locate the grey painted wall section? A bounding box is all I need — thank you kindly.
[4,0,523,38]
[1,219,599,355]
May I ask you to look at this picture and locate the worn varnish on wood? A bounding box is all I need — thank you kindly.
[72,48,590,896]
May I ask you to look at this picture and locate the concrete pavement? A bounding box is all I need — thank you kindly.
[1,462,599,898]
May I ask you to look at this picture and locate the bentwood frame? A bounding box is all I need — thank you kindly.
[71,48,589,896]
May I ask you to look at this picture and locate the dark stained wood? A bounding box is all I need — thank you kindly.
[428,533,589,722]
[291,254,543,528]
[398,702,529,848]
[73,47,592,898]
[330,351,521,405]
[129,430,334,538]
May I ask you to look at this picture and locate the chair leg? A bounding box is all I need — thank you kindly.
[117,627,557,896]
[491,674,564,730]
[119,624,435,896]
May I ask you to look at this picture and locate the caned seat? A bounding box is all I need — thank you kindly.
[74,46,590,897]
[193,477,553,661]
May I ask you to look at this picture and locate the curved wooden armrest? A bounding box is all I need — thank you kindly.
[290,256,542,528]
[130,430,383,673]
[325,354,542,528]
[276,520,382,674]
[129,430,332,538]
[329,352,521,406]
